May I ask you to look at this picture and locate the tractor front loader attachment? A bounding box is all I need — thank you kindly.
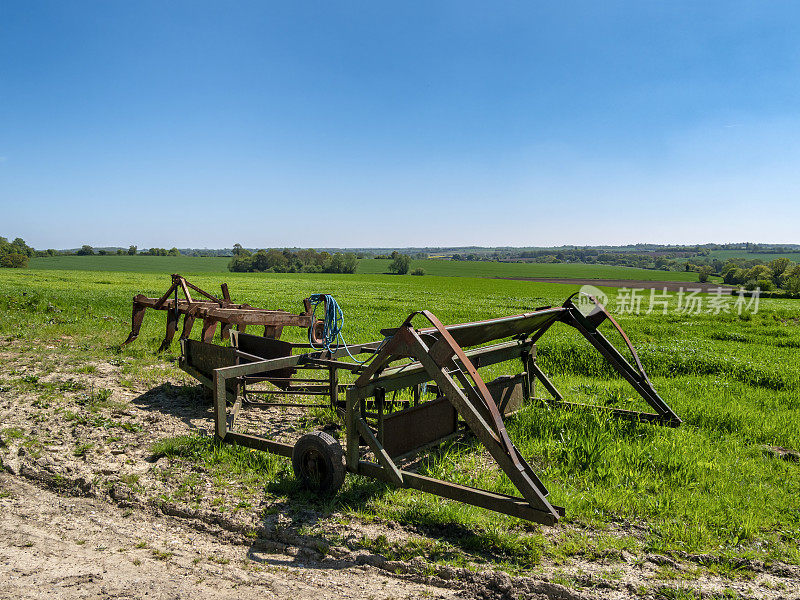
[173,292,681,526]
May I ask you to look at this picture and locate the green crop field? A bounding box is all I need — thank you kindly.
[358,258,708,281]
[30,254,710,282]
[1,266,797,576]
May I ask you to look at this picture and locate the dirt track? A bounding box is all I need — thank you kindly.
[0,474,458,600]
[498,277,734,293]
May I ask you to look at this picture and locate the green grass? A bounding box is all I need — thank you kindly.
[0,267,798,568]
[360,259,707,281]
[30,254,708,282]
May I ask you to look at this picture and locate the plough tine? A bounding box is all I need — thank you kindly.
[219,323,232,342]
[121,299,147,346]
[158,308,179,352]
[263,325,284,338]
[180,314,196,340]
[202,319,218,343]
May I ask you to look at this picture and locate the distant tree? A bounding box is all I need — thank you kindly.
[768,257,792,287]
[98,249,108,255]
[410,267,425,276]
[698,266,713,283]
[168,247,180,256]
[326,252,358,274]
[746,264,772,282]
[116,248,124,255]
[127,245,137,255]
[232,243,250,257]
[46,249,57,257]
[388,253,411,274]
[250,249,270,271]
[227,247,359,274]
[11,237,34,257]
[76,245,94,256]
[785,274,800,294]
[228,255,252,272]
[0,253,28,268]
[265,249,289,270]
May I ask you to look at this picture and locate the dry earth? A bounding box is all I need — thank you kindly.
[0,474,460,600]
[1,341,798,599]
[497,278,734,294]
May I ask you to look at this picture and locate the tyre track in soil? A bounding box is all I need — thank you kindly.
[497,277,733,293]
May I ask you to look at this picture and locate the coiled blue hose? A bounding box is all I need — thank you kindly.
[307,294,366,363]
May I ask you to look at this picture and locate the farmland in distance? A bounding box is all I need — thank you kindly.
[30,254,710,282]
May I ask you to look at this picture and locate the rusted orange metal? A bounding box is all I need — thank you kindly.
[121,274,322,351]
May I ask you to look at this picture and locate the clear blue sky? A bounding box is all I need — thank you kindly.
[2,1,799,249]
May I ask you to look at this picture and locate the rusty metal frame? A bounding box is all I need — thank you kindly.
[180,294,680,525]
[122,274,322,351]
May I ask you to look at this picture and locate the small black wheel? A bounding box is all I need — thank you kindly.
[292,431,345,495]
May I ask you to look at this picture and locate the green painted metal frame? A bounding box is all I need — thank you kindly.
[194,294,681,526]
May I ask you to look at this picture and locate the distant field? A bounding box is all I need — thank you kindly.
[30,254,709,282]
[30,255,230,273]
[358,258,707,282]
[709,249,800,261]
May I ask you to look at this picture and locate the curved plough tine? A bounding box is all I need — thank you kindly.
[201,319,218,343]
[180,314,196,341]
[122,301,147,346]
[158,309,179,352]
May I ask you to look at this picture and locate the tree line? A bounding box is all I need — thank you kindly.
[228,245,358,274]
[0,237,34,268]
[719,257,800,293]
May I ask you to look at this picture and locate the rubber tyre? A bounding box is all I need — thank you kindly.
[292,431,346,495]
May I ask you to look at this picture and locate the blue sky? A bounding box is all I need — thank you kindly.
[2,1,799,249]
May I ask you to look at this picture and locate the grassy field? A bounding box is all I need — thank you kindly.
[30,254,709,282]
[1,266,798,575]
[359,258,709,281]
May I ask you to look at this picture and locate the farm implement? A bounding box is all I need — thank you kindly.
[121,274,324,352]
[170,290,681,526]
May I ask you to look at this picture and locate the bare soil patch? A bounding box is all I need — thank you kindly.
[0,474,457,600]
[499,278,734,293]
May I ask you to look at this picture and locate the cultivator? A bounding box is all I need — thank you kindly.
[167,289,680,526]
[121,274,323,352]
